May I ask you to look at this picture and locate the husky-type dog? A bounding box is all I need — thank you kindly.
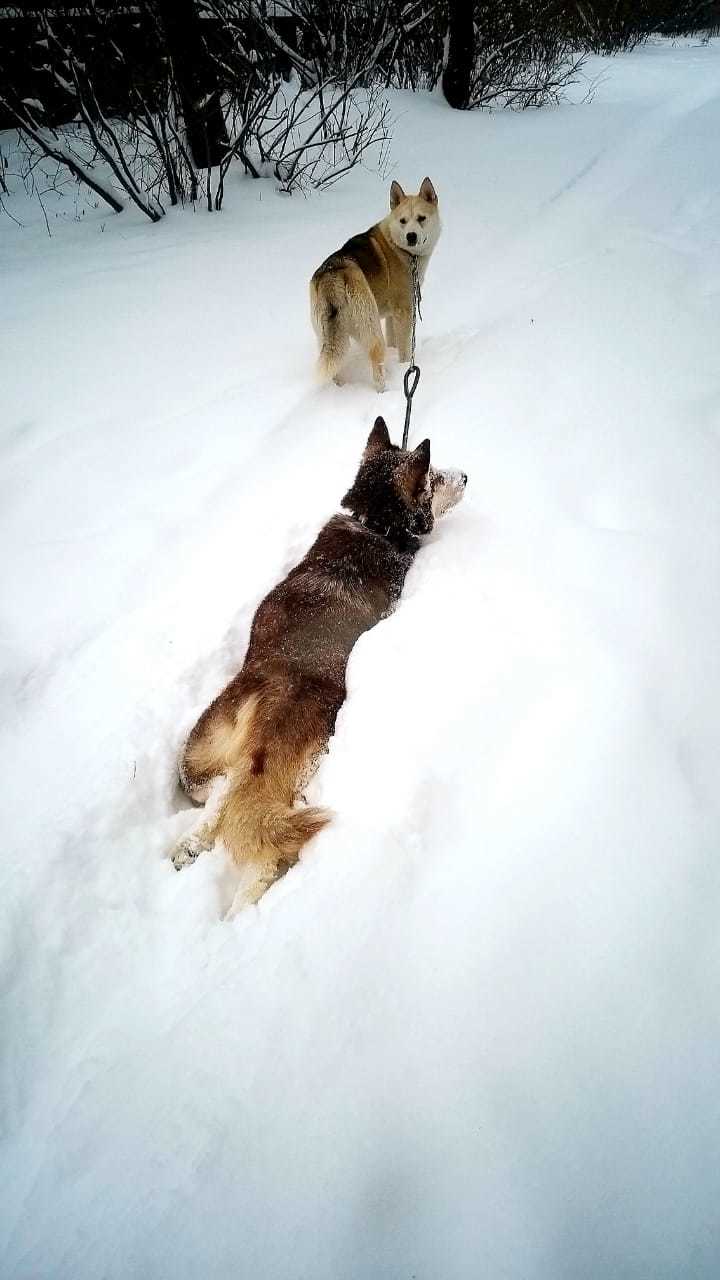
[310,178,441,391]
[173,418,466,905]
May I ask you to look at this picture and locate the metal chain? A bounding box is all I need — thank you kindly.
[409,253,423,361]
[402,254,422,450]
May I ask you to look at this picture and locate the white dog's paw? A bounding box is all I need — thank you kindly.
[170,826,214,871]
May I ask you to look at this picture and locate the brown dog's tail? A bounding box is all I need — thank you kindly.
[310,272,350,382]
[217,779,330,865]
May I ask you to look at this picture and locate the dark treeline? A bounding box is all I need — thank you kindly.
[2,2,718,129]
[1,2,718,225]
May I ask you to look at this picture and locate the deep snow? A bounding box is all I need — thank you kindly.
[2,38,720,1280]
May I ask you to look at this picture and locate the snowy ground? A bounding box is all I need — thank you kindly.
[2,38,720,1280]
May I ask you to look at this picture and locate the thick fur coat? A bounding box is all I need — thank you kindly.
[173,419,466,905]
[310,178,441,391]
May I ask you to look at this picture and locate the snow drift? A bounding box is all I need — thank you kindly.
[1,38,720,1280]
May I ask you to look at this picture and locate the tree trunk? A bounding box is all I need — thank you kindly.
[157,0,228,169]
[442,0,475,109]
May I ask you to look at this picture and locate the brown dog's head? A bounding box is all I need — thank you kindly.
[342,418,466,545]
[387,178,441,258]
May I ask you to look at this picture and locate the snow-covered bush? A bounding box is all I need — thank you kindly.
[0,1,393,225]
[442,1,587,110]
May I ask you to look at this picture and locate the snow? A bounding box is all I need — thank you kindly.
[2,37,720,1280]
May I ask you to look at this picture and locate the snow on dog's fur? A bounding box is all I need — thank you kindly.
[173,418,466,906]
[310,178,441,391]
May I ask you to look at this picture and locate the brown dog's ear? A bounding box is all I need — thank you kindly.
[398,438,431,500]
[419,177,438,205]
[364,416,392,457]
[390,180,406,210]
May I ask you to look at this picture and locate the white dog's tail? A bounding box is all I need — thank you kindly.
[311,275,350,381]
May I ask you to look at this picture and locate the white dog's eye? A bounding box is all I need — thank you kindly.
[418,215,426,223]
[399,217,407,225]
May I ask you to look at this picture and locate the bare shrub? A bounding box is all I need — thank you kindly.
[0,1,395,226]
[443,1,586,111]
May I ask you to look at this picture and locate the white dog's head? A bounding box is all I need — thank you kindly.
[386,177,441,258]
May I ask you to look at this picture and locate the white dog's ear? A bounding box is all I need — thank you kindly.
[390,180,406,210]
[398,438,431,499]
[419,177,438,205]
[365,416,392,457]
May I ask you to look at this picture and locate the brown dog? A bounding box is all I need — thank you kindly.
[310,178,441,391]
[173,418,466,906]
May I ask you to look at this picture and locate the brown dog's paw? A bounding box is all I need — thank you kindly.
[170,825,214,871]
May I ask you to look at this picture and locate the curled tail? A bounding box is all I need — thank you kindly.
[217,775,330,868]
[310,272,350,382]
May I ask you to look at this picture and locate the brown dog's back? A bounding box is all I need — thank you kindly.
[175,418,465,906]
[178,505,415,899]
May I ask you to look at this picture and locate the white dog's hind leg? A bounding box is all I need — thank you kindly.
[347,279,386,392]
